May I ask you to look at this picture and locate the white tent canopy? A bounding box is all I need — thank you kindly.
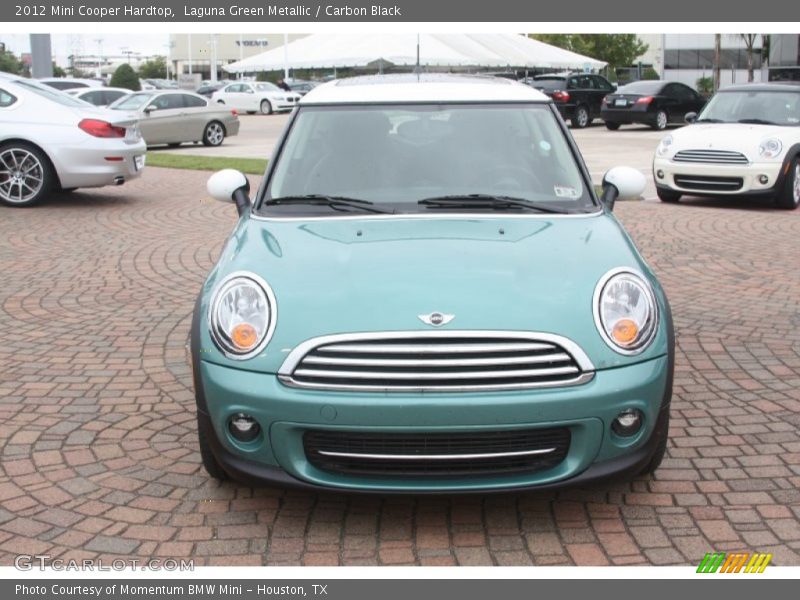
[223,33,607,73]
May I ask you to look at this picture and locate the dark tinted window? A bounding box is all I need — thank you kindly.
[80,90,105,105]
[45,80,88,90]
[104,90,128,104]
[593,76,614,91]
[617,81,664,95]
[531,78,566,91]
[0,88,17,107]
[183,94,207,108]
[665,83,696,100]
[150,94,185,110]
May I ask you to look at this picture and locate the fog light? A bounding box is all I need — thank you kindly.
[228,413,260,442]
[656,170,664,179]
[758,174,769,185]
[612,409,643,437]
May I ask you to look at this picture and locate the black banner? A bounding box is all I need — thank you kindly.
[2,0,789,22]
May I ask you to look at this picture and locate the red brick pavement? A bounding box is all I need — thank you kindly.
[0,168,799,566]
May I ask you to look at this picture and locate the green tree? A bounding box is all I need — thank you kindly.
[110,63,140,91]
[739,34,758,83]
[138,56,167,79]
[52,63,66,77]
[0,49,26,75]
[531,34,648,74]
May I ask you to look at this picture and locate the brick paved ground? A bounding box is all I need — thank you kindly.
[0,169,799,566]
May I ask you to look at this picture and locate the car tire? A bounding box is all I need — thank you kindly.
[260,99,273,115]
[571,105,590,129]
[652,110,669,131]
[197,414,228,481]
[604,121,621,130]
[657,188,681,203]
[0,142,54,207]
[640,412,670,475]
[775,158,800,210]
[202,121,226,147]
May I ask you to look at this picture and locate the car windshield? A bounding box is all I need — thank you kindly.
[109,93,154,110]
[260,103,596,216]
[12,79,90,107]
[697,90,800,125]
[616,81,663,95]
[255,83,279,92]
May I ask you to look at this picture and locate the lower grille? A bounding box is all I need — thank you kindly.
[673,174,744,192]
[304,428,571,478]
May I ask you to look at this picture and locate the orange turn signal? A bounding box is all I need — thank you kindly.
[612,319,639,345]
[231,323,258,350]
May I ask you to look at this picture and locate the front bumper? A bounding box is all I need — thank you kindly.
[653,156,783,196]
[195,355,671,493]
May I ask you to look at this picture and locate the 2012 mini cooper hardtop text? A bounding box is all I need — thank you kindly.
[190,74,674,493]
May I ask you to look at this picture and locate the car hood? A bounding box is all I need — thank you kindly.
[665,123,797,159]
[198,213,671,374]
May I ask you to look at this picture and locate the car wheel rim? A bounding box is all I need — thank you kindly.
[794,163,800,205]
[657,112,667,129]
[207,124,224,145]
[0,148,44,204]
[578,109,588,127]
[262,102,270,113]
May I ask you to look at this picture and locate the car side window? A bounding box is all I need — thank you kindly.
[0,88,17,107]
[183,94,207,108]
[593,76,613,92]
[152,94,184,110]
[225,84,239,93]
[82,90,102,105]
[567,77,579,89]
[670,84,695,101]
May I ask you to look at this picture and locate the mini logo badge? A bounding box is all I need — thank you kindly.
[418,312,455,327]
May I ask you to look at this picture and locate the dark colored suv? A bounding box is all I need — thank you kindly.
[530,73,616,128]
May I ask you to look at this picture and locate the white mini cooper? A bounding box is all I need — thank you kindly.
[652,83,800,209]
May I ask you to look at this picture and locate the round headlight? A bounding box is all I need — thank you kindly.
[657,134,673,156]
[208,272,276,359]
[758,138,783,159]
[593,269,658,354]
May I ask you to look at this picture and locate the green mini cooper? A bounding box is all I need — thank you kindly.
[191,74,674,493]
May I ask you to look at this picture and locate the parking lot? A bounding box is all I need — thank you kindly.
[0,120,799,567]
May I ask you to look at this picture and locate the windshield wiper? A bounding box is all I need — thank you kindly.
[264,195,392,214]
[737,118,777,125]
[695,118,725,123]
[418,194,570,214]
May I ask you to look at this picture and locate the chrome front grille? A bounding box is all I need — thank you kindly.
[673,149,749,165]
[278,331,594,392]
[673,174,744,192]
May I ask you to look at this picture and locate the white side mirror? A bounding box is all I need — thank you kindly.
[207,169,249,204]
[601,166,646,210]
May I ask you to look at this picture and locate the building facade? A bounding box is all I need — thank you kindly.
[769,34,800,81]
[168,33,307,80]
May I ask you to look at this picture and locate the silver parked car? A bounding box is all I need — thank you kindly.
[68,87,131,107]
[109,91,240,147]
[0,72,145,207]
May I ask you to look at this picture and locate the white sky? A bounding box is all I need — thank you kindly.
[0,33,170,64]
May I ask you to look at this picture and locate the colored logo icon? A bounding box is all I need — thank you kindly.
[697,552,772,573]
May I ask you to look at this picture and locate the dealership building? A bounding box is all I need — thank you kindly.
[168,33,308,79]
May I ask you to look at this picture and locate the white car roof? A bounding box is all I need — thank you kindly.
[300,74,549,105]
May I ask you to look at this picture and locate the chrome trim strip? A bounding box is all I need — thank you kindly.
[316,447,557,461]
[278,371,595,392]
[317,341,557,354]
[673,178,742,186]
[293,365,580,381]
[302,352,572,368]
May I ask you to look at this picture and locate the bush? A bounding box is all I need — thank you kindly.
[641,67,660,80]
[110,64,140,91]
[696,76,713,95]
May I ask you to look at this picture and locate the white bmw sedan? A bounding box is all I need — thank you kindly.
[0,73,145,207]
[653,83,800,209]
[211,81,301,115]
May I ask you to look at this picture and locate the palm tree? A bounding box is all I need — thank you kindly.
[740,34,758,82]
[713,34,721,91]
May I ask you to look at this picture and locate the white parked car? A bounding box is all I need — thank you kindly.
[0,72,145,207]
[67,87,131,107]
[653,83,800,209]
[211,81,301,115]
